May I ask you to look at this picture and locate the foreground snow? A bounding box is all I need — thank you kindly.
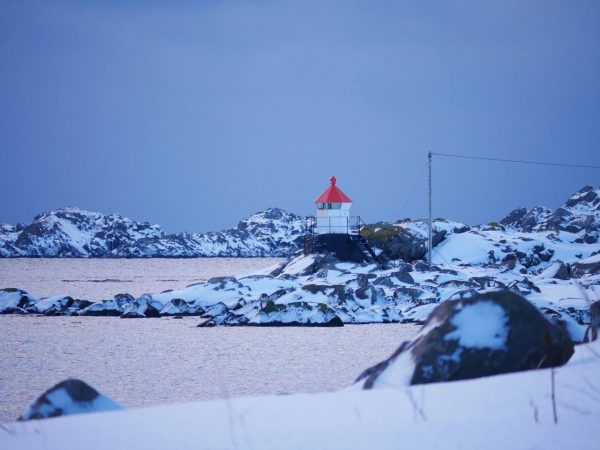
[2,340,599,450]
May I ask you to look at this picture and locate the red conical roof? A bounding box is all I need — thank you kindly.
[314,176,352,203]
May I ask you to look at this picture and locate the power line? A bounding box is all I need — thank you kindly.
[431,152,600,170]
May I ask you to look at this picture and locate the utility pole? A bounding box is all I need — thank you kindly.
[428,151,432,266]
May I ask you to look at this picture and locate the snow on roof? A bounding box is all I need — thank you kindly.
[314,176,352,204]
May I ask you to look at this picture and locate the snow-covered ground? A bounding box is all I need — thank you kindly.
[2,339,598,450]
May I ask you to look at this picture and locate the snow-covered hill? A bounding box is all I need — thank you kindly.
[0,207,305,258]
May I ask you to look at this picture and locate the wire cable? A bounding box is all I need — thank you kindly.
[397,161,428,220]
[431,152,600,170]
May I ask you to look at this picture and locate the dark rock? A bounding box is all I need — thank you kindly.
[356,290,574,388]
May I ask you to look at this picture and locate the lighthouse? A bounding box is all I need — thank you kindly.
[305,176,382,267]
[314,176,353,234]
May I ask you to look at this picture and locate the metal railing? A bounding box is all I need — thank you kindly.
[304,216,364,236]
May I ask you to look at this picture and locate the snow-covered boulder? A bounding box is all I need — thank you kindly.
[28,296,92,316]
[80,293,135,316]
[356,290,574,388]
[159,298,204,316]
[120,294,162,318]
[537,260,570,280]
[0,288,37,314]
[18,379,123,421]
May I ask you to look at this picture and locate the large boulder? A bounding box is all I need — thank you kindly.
[18,378,123,420]
[356,290,574,388]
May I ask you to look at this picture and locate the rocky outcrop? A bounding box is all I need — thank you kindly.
[361,220,452,262]
[356,291,574,388]
[18,379,123,421]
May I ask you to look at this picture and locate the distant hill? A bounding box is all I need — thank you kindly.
[0,207,305,257]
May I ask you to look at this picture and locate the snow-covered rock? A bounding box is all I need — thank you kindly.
[80,294,135,316]
[355,290,574,388]
[18,379,123,421]
[0,288,37,314]
[571,251,600,278]
[0,207,304,257]
[120,294,162,318]
[27,296,92,316]
[537,260,570,280]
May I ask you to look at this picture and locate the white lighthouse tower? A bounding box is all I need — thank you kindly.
[314,176,353,234]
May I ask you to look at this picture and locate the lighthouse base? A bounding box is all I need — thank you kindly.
[304,233,382,266]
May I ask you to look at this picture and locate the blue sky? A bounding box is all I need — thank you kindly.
[1,0,599,232]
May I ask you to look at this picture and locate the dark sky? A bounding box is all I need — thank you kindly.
[1,1,599,233]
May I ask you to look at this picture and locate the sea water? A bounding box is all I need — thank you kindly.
[0,258,419,421]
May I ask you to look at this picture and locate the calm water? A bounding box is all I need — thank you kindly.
[0,258,285,300]
[0,316,419,421]
[0,258,420,421]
